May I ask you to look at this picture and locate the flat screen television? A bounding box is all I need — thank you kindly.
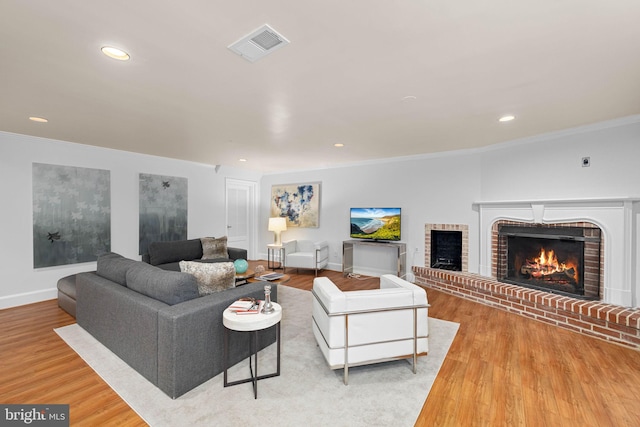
[350,208,401,241]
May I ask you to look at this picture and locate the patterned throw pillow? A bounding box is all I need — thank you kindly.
[201,236,229,260]
[179,260,235,295]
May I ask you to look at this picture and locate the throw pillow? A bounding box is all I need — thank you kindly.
[201,236,229,260]
[180,260,235,295]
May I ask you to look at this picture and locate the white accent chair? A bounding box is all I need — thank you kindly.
[311,274,429,384]
[282,240,329,276]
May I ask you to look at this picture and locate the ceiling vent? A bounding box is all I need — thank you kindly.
[228,24,290,62]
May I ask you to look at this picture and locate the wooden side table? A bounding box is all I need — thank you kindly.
[222,302,282,399]
[235,269,255,286]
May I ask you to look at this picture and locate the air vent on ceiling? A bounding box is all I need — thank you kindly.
[228,24,290,62]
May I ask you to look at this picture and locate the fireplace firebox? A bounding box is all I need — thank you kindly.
[431,230,462,271]
[497,225,601,299]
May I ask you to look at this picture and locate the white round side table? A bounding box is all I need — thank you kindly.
[223,302,282,399]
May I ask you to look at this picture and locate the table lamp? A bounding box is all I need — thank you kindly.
[268,217,287,245]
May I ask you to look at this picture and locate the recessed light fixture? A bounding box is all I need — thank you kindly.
[101,46,130,61]
[499,115,515,122]
[239,158,247,162]
[402,95,417,102]
[334,143,344,148]
[29,116,48,123]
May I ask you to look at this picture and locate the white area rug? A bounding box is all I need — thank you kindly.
[55,286,459,427]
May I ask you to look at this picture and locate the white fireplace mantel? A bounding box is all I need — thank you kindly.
[473,197,640,307]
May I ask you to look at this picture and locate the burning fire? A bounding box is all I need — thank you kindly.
[521,248,578,282]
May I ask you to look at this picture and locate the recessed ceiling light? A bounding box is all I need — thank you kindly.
[499,115,515,122]
[29,116,48,123]
[402,95,417,102]
[334,143,344,147]
[101,46,130,61]
[239,158,247,162]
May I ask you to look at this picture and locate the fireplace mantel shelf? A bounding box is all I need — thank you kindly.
[473,197,640,206]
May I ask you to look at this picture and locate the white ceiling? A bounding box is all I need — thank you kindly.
[2,1,639,173]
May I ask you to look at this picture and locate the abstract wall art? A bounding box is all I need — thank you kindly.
[32,163,111,268]
[270,182,320,228]
[139,173,188,255]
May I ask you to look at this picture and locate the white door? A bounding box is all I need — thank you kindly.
[225,179,257,259]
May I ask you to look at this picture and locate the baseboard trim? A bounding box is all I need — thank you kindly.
[0,288,57,309]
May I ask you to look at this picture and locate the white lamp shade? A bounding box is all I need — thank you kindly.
[268,217,287,232]
[268,217,287,245]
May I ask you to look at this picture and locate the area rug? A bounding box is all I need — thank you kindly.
[55,285,459,427]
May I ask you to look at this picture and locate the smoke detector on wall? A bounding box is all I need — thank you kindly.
[228,24,290,62]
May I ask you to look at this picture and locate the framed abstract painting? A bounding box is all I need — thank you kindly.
[270,182,320,228]
[32,163,111,268]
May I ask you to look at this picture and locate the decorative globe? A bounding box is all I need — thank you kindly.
[234,259,249,274]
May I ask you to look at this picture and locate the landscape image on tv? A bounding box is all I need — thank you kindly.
[350,207,401,241]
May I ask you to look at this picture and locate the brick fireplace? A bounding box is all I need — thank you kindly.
[494,221,603,300]
[414,198,640,350]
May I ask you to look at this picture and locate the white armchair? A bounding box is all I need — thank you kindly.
[282,240,329,276]
[311,274,429,384]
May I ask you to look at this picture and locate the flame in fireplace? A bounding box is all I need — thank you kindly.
[521,248,578,282]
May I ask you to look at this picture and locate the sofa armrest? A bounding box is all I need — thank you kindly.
[76,272,166,385]
[227,247,248,261]
[314,240,329,250]
[315,241,329,264]
[313,277,347,313]
[282,240,297,255]
[156,281,277,398]
[380,274,429,306]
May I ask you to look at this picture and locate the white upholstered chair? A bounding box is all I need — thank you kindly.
[311,274,429,384]
[282,240,329,276]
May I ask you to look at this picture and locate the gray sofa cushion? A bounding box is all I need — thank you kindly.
[148,239,203,266]
[97,252,138,286]
[126,262,199,305]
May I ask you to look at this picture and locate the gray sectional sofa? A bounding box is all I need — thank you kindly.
[76,252,277,399]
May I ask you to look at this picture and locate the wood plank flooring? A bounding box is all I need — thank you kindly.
[1,265,639,426]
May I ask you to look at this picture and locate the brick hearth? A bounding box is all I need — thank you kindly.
[413,267,640,350]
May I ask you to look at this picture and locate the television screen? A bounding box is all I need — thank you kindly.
[350,208,401,241]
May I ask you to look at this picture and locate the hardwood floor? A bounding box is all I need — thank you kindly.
[1,265,639,426]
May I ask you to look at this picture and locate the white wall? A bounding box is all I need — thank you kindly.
[479,117,640,201]
[0,131,259,308]
[260,154,483,278]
